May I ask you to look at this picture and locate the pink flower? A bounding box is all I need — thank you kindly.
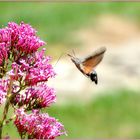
[0,28,11,65]
[12,83,56,110]
[0,44,8,65]
[8,48,56,86]
[8,62,24,80]
[0,79,9,105]
[25,49,56,85]
[0,21,45,66]
[14,109,66,139]
[0,27,11,47]
[8,22,45,54]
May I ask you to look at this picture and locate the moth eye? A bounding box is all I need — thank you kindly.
[91,72,97,77]
[80,63,84,68]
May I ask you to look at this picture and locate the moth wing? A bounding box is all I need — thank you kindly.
[81,47,106,74]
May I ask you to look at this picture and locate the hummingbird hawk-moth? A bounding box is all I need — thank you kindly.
[68,47,106,84]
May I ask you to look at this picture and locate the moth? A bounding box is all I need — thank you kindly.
[67,47,106,84]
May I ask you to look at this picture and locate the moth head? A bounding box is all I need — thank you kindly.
[90,71,98,84]
[67,54,81,65]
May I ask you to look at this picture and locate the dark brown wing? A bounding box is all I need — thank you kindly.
[81,47,106,74]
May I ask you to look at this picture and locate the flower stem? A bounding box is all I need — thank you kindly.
[0,79,13,138]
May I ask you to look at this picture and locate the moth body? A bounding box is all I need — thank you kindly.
[68,54,84,74]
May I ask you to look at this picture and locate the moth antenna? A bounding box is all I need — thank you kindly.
[72,49,76,57]
[67,53,72,57]
[54,53,64,67]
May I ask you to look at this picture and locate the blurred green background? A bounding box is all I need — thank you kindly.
[0,2,140,138]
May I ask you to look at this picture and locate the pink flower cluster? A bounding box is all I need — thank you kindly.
[14,109,66,139]
[8,48,55,86]
[12,83,56,110]
[8,22,45,54]
[25,48,56,85]
[0,22,45,65]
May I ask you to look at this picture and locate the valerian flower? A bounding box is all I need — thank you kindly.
[14,109,66,139]
[0,28,11,65]
[8,22,45,54]
[0,27,11,47]
[8,48,56,86]
[0,22,66,139]
[25,49,56,85]
[12,83,56,110]
[0,44,8,65]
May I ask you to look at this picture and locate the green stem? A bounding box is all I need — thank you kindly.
[0,79,13,138]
